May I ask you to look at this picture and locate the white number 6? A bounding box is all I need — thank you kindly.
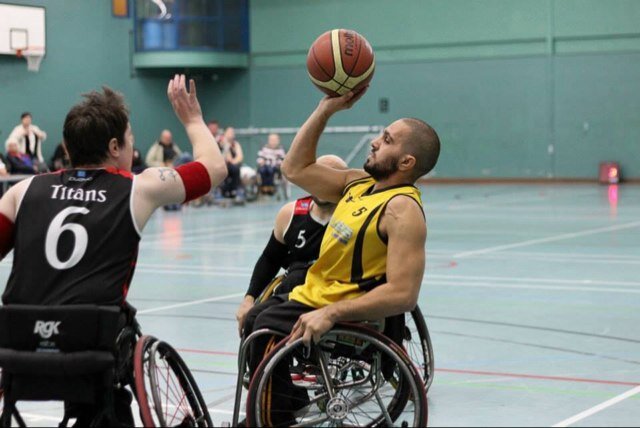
[45,207,90,270]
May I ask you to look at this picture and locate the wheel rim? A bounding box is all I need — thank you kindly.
[248,326,427,427]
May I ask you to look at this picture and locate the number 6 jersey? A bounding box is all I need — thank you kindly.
[3,168,140,306]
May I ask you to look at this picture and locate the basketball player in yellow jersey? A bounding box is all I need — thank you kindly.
[242,87,440,426]
[282,87,440,343]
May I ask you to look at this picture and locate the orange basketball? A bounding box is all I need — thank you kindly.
[306,29,375,97]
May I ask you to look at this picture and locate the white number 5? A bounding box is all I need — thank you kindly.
[45,207,90,270]
[295,230,307,248]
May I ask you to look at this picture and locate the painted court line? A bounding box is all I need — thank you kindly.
[552,384,640,427]
[137,293,244,314]
[178,347,640,388]
[428,274,640,288]
[454,220,640,258]
[439,369,640,388]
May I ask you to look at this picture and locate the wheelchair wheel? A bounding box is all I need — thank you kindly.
[404,306,435,391]
[246,324,427,427]
[254,276,283,306]
[134,335,213,427]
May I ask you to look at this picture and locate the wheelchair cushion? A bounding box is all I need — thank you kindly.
[0,349,114,376]
[0,305,121,353]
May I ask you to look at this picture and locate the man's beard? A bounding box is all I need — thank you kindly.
[312,196,335,209]
[363,154,400,181]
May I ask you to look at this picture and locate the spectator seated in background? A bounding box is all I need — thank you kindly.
[9,112,47,165]
[145,129,182,168]
[218,127,245,204]
[257,133,286,195]
[49,142,71,172]
[5,138,37,175]
[131,148,147,174]
[146,130,183,211]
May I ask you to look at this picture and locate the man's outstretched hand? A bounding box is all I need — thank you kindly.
[167,74,203,126]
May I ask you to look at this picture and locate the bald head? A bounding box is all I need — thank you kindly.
[317,154,348,170]
[400,118,440,180]
[5,138,19,153]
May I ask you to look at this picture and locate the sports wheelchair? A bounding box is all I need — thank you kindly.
[0,304,212,427]
[229,276,434,427]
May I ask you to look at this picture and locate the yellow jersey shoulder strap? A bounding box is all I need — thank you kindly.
[342,176,374,196]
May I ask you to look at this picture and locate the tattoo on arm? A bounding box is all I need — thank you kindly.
[158,168,178,182]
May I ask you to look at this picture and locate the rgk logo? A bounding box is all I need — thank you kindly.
[34,320,61,339]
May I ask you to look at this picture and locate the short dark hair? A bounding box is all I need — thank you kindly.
[20,112,31,120]
[63,87,129,167]
[401,118,441,181]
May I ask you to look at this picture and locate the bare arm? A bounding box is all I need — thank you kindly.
[0,184,20,223]
[133,75,227,229]
[0,178,34,260]
[281,90,370,203]
[289,196,427,345]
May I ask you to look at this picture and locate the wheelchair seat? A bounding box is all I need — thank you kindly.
[0,305,122,425]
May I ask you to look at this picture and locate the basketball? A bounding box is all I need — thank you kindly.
[306,29,375,97]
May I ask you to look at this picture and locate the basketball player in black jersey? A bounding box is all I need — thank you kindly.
[236,155,347,335]
[0,75,226,424]
[0,75,225,306]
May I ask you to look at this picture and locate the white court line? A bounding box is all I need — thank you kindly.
[135,268,250,278]
[552,384,640,427]
[428,274,640,287]
[137,262,253,271]
[133,266,640,295]
[142,219,273,241]
[485,250,640,260]
[141,226,273,245]
[137,292,245,314]
[426,280,640,295]
[454,221,640,258]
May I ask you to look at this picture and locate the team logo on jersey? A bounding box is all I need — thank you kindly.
[69,170,93,182]
[329,220,353,244]
[33,320,61,339]
[294,199,312,215]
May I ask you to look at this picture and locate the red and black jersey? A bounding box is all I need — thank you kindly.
[282,196,328,270]
[3,168,140,306]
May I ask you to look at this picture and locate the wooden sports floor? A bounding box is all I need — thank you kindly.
[2,183,639,427]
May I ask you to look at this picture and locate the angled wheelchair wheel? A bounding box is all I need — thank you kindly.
[134,335,213,427]
[246,324,427,427]
[254,276,283,306]
[404,306,435,391]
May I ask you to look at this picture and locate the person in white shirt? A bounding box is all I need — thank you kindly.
[257,133,286,194]
[8,112,47,164]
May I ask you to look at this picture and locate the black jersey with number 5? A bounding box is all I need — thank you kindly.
[3,168,140,306]
[282,196,328,270]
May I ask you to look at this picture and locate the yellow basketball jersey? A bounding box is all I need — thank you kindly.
[289,177,423,308]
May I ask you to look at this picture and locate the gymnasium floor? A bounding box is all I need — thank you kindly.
[2,183,639,427]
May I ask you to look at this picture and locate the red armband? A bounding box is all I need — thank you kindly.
[175,162,212,203]
[0,213,15,259]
